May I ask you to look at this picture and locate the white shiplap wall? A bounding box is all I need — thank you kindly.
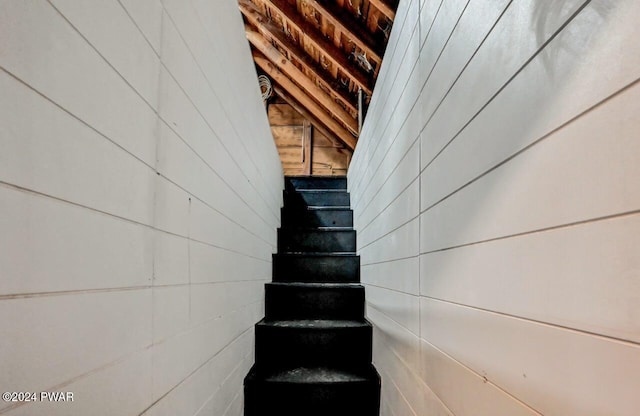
[349,0,640,414]
[0,0,282,415]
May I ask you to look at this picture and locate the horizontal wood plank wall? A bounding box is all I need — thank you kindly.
[268,102,350,175]
[0,1,282,415]
[348,0,640,415]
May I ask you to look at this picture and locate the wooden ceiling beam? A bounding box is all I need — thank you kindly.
[260,0,374,95]
[306,0,384,62]
[273,86,348,151]
[246,28,358,135]
[239,0,358,113]
[368,0,396,20]
[254,52,357,150]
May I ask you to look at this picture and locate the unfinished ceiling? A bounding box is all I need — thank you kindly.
[238,0,399,153]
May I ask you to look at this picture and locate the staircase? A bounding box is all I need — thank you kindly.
[244,176,381,416]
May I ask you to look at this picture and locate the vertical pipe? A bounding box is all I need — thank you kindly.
[358,88,363,134]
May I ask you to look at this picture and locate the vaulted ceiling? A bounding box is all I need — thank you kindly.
[238,0,398,151]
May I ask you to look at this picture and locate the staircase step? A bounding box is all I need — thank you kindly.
[265,283,365,321]
[278,228,356,253]
[281,207,353,228]
[273,253,360,283]
[255,319,372,370]
[244,365,380,416]
[285,176,347,191]
[284,190,350,207]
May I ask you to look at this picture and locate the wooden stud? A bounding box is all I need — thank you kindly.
[303,119,312,175]
[269,80,356,151]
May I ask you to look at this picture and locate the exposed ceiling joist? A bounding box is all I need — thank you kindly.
[239,0,358,114]
[246,28,358,135]
[306,0,383,64]
[254,52,357,150]
[260,0,374,95]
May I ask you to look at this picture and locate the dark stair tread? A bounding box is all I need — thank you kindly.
[275,252,358,257]
[289,189,348,193]
[285,176,347,191]
[279,227,355,232]
[258,319,369,329]
[258,366,378,384]
[290,206,351,211]
[267,282,363,288]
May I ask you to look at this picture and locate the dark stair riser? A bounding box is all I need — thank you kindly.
[273,254,360,283]
[278,229,356,253]
[284,190,350,207]
[265,283,365,321]
[285,176,347,191]
[245,369,380,416]
[255,322,372,370]
[281,207,353,228]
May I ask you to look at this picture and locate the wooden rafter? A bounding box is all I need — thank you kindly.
[260,0,374,95]
[306,0,383,64]
[246,28,358,135]
[254,52,357,150]
[368,0,395,20]
[239,0,358,113]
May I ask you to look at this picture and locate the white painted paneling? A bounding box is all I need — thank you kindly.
[355,141,420,230]
[360,218,419,265]
[422,0,640,211]
[0,186,152,295]
[359,180,419,248]
[0,289,152,406]
[190,281,264,326]
[0,70,155,225]
[153,174,191,237]
[418,0,469,84]
[189,240,270,285]
[373,327,453,416]
[361,257,420,295]
[151,302,262,402]
[49,0,161,108]
[350,0,640,414]
[153,231,189,286]
[421,298,640,415]
[8,350,153,416]
[367,285,420,335]
[419,340,537,416]
[420,0,589,170]
[0,0,158,166]
[153,285,190,343]
[144,330,252,416]
[118,0,163,54]
[421,213,640,343]
[420,81,640,252]
[367,306,421,371]
[418,0,511,126]
[0,1,281,414]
